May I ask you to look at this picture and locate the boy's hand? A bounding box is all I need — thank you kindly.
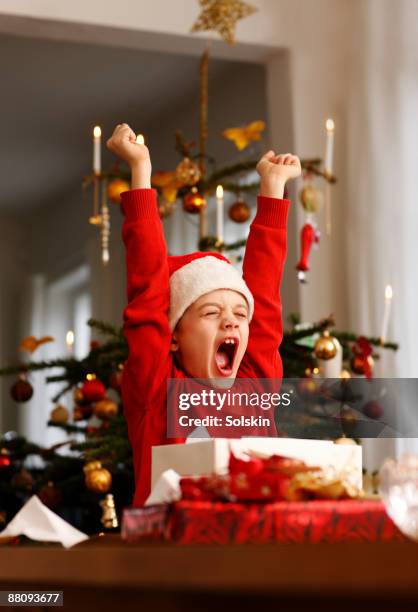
[256,150,302,198]
[107,123,151,189]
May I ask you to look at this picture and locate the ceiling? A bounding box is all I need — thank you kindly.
[0,32,235,213]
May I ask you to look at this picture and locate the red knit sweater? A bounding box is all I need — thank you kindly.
[121,188,290,506]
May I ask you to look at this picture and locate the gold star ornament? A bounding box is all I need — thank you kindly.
[192,0,258,45]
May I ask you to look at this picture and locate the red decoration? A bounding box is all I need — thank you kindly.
[363,400,384,420]
[0,455,11,470]
[228,199,250,223]
[81,378,106,403]
[122,500,406,545]
[38,482,62,509]
[10,375,33,403]
[296,222,320,281]
[351,337,374,378]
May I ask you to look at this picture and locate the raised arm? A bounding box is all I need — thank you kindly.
[107,125,172,420]
[240,151,301,378]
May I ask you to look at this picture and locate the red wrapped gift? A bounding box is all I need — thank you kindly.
[168,499,406,545]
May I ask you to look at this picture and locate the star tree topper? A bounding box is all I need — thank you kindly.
[192,0,257,45]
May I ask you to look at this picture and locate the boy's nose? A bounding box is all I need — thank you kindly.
[221,316,239,329]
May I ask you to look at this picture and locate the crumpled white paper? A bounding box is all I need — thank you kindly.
[144,469,181,506]
[0,495,89,548]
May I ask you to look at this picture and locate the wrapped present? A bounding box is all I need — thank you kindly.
[121,499,406,545]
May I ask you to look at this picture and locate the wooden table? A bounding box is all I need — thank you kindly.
[1,536,417,611]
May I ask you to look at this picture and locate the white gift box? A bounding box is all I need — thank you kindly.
[152,438,362,489]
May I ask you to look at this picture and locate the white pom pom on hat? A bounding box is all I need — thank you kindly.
[168,252,254,331]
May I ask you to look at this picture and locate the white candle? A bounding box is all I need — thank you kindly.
[66,330,74,355]
[324,119,335,173]
[380,285,393,344]
[93,126,102,174]
[136,133,145,145]
[216,185,224,243]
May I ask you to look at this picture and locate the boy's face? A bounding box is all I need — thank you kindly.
[171,289,249,382]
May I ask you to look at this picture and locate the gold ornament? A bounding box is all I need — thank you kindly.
[74,387,85,404]
[84,460,112,494]
[299,184,323,214]
[223,120,265,151]
[175,157,201,186]
[73,406,84,421]
[152,171,182,203]
[314,330,338,360]
[94,398,118,420]
[183,187,207,214]
[228,199,250,223]
[334,437,357,445]
[191,0,257,45]
[100,493,119,529]
[107,179,130,204]
[50,404,69,424]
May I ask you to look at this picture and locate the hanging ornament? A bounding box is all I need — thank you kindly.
[0,449,11,470]
[73,406,84,422]
[228,198,250,223]
[50,404,69,424]
[296,222,320,282]
[175,157,201,186]
[314,330,338,361]
[191,0,257,45]
[340,407,356,436]
[109,365,124,392]
[183,187,207,214]
[107,178,130,204]
[84,460,112,494]
[94,398,118,420]
[10,373,33,403]
[222,120,265,150]
[350,337,374,378]
[11,468,34,491]
[38,481,62,509]
[299,184,323,214]
[81,376,106,403]
[363,400,384,420]
[100,494,119,529]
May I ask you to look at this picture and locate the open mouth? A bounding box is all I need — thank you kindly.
[215,338,239,376]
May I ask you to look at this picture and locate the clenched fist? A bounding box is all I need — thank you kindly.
[256,150,302,198]
[107,123,151,189]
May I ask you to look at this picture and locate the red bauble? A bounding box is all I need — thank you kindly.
[81,378,106,403]
[0,455,11,469]
[10,376,33,403]
[363,400,384,420]
[350,354,374,376]
[228,199,250,223]
[183,188,206,214]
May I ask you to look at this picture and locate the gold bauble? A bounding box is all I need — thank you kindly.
[175,157,201,186]
[314,330,338,360]
[73,406,84,421]
[107,179,130,204]
[94,398,118,420]
[183,187,207,214]
[74,388,85,405]
[84,461,112,494]
[50,404,69,424]
[228,199,250,223]
[299,184,323,214]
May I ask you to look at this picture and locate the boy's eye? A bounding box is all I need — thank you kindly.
[204,311,219,316]
[236,312,247,319]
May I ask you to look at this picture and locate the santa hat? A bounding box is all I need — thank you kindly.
[168,252,254,331]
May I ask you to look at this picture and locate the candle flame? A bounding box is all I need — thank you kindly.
[385,285,393,300]
[66,330,74,347]
[86,373,96,381]
[326,119,335,132]
[216,185,224,199]
[136,134,145,145]
[93,126,102,138]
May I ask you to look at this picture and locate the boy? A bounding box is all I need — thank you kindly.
[107,123,301,506]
